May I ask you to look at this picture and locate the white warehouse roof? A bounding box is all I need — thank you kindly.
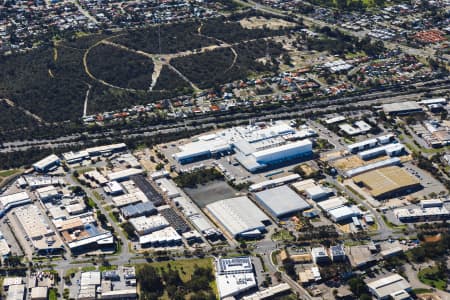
[107,168,143,181]
[253,139,312,162]
[317,196,348,211]
[0,191,31,213]
[33,154,60,171]
[367,274,411,300]
[206,196,269,238]
[255,185,311,218]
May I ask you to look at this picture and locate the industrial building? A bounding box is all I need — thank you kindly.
[254,185,311,219]
[172,195,222,240]
[139,226,182,247]
[347,138,378,154]
[292,179,320,193]
[62,150,90,164]
[418,97,447,106]
[366,274,411,300]
[63,143,127,164]
[248,174,300,192]
[14,205,64,255]
[20,176,64,190]
[33,154,60,173]
[304,185,333,201]
[358,143,405,160]
[206,196,270,238]
[104,181,124,195]
[382,101,423,115]
[107,168,143,182]
[129,215,169,235]
[36,186,61,202]
[236,139,313,172]
[120,202,156,219]
[330,245,346,262]
[347,134,394,153]
[59,219,114,254]
[242,283,291,300]
[86,143,127,156]
[173,121,313,172]
[327,205,361,223]
[339,121,371,136]
[0,231,11,259]
[353,166,421,199]
[111,191,147,208]
[394,206,450,222]
[345,157,402,178]
[317,196,348,212]
[155,178,180,199]
[325,116,346,124]
[6,284,25,300]
[347,245,377,268]
[78,271,101,299]
[0,191,31,216]
[420,199,443,208]
[30,286,48,300]
[298,267,321,285]
[311,247,330,264]
[215,257,257,299]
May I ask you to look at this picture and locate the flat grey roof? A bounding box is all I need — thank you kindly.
[206,196,269,237]
[255,185,311,217]
[382,101,422,113]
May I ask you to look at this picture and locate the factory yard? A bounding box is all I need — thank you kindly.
[1,97,450,299]
[184,181,239,208]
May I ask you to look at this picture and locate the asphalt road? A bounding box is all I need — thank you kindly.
[1,79,449,153]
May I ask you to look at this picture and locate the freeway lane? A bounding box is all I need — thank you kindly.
[1,80,449,153]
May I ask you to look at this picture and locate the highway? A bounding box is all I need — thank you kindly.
[1,78,449,153]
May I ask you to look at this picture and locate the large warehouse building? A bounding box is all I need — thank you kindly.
[33,154,60,173]
[382,101,423,115]
[206,196,270,238]
[239,139,312,172]
[173,121,313,172]
[254,185,311,219]
[353,166,421,199]
[366,274,411,300]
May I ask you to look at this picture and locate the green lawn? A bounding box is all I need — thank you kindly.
[0,169,22,185]
[271,250,280,265]
[86,198,97,209]
[108,212,119,223]
[412,288,433,294]
[99,265,118,272]
[92,190,102,201]
[81,266,96,272]
[382,215,407,230]
[148,258,214,282]
[271,229,295,241]
[0,169,21,178]
[49,288,57,300]
[65,268,78,278]
[418,266,447,290]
